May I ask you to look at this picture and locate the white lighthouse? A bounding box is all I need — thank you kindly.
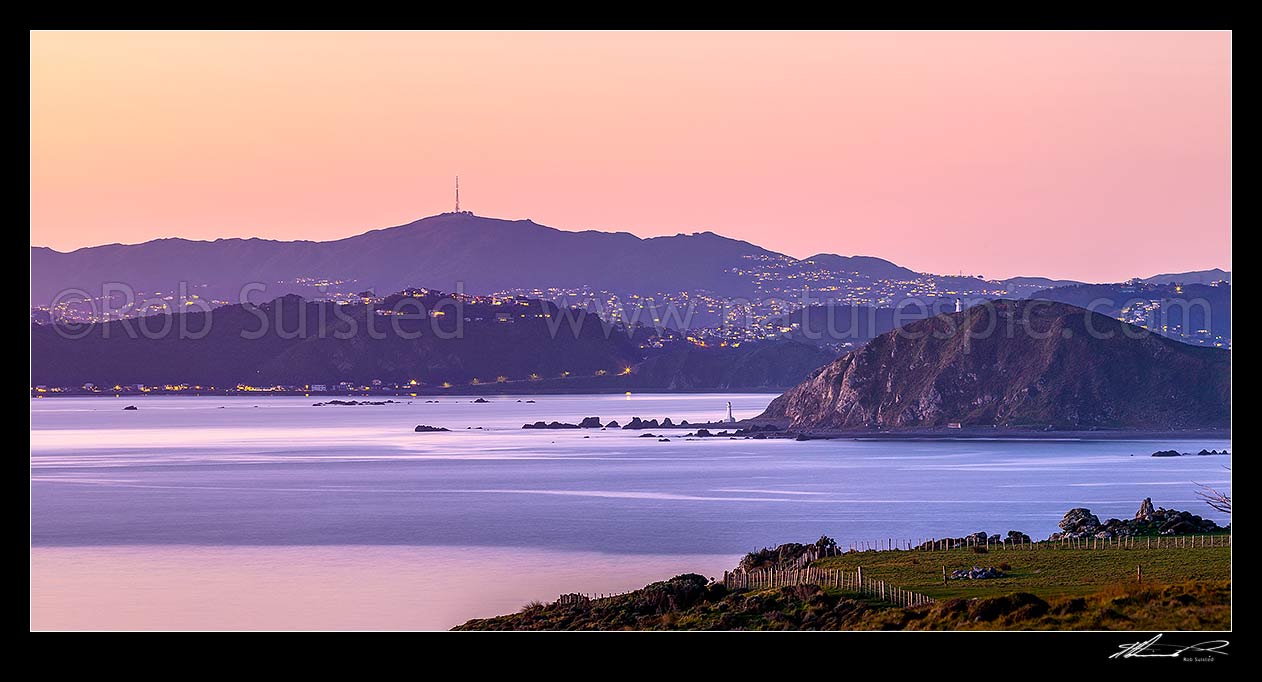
[726,401,735,423]
[955,298,962,313]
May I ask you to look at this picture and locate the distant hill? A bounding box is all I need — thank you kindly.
[34,213,938,309]
[999,276,1087,301]
[30,213,786,307]
[769,301,957,351]
[759,299,1230,430]
[29,290,830,390]
[1003,276,1082,288]
[801,254,918,280]
[28,212,1003,313]
[1142,268,1231,285]
[1029,282,1230,344]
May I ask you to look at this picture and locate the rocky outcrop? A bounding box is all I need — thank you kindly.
[521,421,580,429]
[579,417,602,428]
[1059,508,1100,536]
[950,566,1005,580]
[738,536,839,571]
[758,300,1231,430]
[1151,448,1230,457]
[1051,499,1224,539]
[619,417,693,429]
[684,428,738,438]
[914,531,1030,550]
[1005,531,1032,544]
[122,405,137,410]
[1136,497,1155,520]
[414,424,451,432]
[314,399,397,406]
[472,398,490,403]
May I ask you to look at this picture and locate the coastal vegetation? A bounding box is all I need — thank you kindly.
[456,542,1230,631]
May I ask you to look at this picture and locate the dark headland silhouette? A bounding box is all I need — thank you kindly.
[759,299,1230,431]
[30,289,833,391]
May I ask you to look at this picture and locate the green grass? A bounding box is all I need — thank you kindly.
[812,542,1231,600]
[456,536,1232,630]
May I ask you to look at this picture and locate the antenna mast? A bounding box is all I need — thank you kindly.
[455,176,460,213]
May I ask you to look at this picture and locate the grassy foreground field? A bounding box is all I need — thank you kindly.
[812,542,1231,600]
[456,540,1230,630]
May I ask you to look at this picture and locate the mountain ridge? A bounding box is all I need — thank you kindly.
[30,212,1231,311]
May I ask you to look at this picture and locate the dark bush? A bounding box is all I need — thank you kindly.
[1051,597,1087,615]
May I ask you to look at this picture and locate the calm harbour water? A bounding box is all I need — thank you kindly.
[31,393,1231,630]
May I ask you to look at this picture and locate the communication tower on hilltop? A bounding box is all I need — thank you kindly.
[451,176,472,215]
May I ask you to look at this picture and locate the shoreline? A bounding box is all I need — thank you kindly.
[678,420,1230,441]
[780,428,1231,441]
[30,393,1230,441]
[30,387,790,398]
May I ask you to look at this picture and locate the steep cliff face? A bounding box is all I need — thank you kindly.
[759,300,1231,430]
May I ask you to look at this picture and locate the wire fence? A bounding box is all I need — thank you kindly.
[842,533,1232,554]
[722,566,934,607]
[554,533,1229,608]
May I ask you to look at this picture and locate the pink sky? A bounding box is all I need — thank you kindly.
[30,31,1230,281]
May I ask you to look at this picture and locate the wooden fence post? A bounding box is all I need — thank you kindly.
[942,565,947,585]
[1137,564,1142,584]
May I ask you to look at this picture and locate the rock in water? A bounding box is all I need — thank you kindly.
[1135,497,1155,520]
[472,398,490,403]
[522,421,580,429]
[122,405,138,410]
[579,417,602,428]
[414,424,451,432]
